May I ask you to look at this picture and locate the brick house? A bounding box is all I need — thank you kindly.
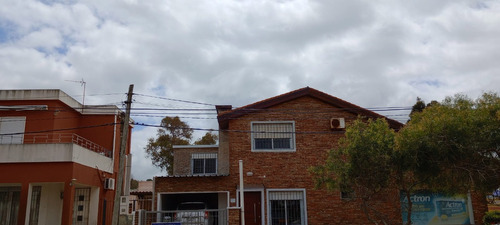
[153,87,486,225]
[0,89,133,225]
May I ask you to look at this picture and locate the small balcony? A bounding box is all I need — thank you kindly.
[0,133,114,173]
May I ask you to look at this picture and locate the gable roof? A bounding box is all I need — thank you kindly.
[217,87,404,129]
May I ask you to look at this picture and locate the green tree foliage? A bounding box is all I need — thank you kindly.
[310,118,397,225]
[144,117,219,175]
[145,116,193,174]
[397,92,500,194]
[410,97,426,116]
[130,178,139,190]
[194,132,218,145]
[310,92,500,225]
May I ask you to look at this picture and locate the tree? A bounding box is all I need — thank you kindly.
[310,118,397,225]
[397,92,500,194]
[145,116,193,174]
[130,178,139,190]
[144,116,219,175]
[194,132,218,145]
[310,92,500,225]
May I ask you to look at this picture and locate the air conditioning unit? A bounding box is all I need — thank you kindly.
[104,178,115,190]
[330,118,345,129]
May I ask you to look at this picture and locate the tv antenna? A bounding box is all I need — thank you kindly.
[65,78,86,106]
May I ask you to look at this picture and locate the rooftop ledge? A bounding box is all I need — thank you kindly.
[172,145,218,149]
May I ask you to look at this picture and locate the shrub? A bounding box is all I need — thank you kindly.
[484,211,500,225]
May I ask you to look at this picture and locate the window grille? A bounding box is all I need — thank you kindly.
[192,153,217,175]
[252,122,295,150]
[269,191,305,225]
[0,186,21,225]
[28,186,41,225]
[73,188,91,225]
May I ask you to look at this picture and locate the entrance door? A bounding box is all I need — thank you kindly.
[73,188,90,225]
[244,192,262,225]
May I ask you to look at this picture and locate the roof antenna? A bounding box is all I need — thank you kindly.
[65,78,86,106]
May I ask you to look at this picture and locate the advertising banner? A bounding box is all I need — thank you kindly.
[400,191,472,225]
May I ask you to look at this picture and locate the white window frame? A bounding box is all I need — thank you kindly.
[191,153,218,175]
[266,188,307,225]
[251,121,296,152]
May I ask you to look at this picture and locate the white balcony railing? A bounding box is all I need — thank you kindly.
[1,133,112,157]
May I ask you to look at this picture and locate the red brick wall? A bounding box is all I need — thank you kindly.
[225,96,402,224]
[155,95,488,224]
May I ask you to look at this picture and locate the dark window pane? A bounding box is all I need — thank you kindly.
[192,159,204,174]
[77,216,83,221]
[78,195,84,201]
[273,138,291,149]
[286,200,301,225]
[205,158,217,173]
[270,200,285,225]
[78,205,84,211]
[255,138,272,149]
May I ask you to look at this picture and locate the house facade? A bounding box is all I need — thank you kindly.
[153,87,486,225]
[0,89,132,225]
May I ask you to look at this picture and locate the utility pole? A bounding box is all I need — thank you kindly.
[112,84,133,225]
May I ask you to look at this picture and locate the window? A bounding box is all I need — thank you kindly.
[28,186,41,225]
[192,153,217,175]
[268,190,306,225]
[0,117,26,144]
[0,186,21,225]
[341,191,355,200]
[252,122,295,151]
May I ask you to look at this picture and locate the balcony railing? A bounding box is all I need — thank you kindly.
[2,133,112,158]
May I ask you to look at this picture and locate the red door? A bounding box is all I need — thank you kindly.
[244,192,262,225]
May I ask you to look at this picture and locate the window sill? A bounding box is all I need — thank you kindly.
[251,149,296,153]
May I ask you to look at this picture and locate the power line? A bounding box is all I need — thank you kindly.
[0,123,118,136]
[134,93,215,106]
[133,122,347,134]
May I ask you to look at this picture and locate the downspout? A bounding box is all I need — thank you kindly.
[239,160,245,225]
[112,114,117,162]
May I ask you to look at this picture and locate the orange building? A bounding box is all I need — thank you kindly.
[0,89,132,225]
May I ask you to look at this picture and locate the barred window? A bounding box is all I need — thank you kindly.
[268,190,306,225]
[192,153,217,175]
[252,122,295,151]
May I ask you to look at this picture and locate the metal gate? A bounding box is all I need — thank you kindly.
[136,209,227,225]
[73,188,91,225]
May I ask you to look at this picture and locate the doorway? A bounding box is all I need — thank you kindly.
[244,192,262,225]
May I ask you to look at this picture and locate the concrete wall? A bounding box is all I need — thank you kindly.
[0,143,114,173]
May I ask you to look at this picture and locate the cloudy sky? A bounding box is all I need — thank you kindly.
[1,0,499,180]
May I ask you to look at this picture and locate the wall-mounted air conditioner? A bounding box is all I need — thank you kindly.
[104,178,115,190]
[330,118,345,129]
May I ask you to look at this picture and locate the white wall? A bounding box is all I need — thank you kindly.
[0,143,114,173]
[35,183,64,225]
[89,187,100,225]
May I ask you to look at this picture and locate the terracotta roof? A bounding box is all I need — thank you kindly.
[217,87,403,129]
[131,181,153,193]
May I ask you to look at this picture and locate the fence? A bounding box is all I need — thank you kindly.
[136,209,227,225]
[19,133,112,157]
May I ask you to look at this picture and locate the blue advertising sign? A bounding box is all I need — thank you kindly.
[400,191,471,225]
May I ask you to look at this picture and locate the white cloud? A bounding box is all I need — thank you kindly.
[1,0,499,179]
